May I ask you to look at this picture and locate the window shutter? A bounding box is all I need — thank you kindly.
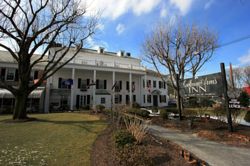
[126,81,129,91]
[96,79,99,89]
[1,68,6,81]
[15,69,18,81]
[58,77,62,88]
[104,80,107,89]
[34,70,39,79]
[78,78,81,89]
[87,79,90,86]
[119,95,122,103]
[119,81,122,90]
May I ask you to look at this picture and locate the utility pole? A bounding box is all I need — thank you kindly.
[220,63,233,132]
[176,74,182,120]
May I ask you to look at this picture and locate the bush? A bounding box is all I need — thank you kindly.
[80,105,90,110]
[187,97,199,107]
[124,118,148,144]
[244,111,250,122]
[238,91,250,107]
[114,130,136,148]
[212,103,226,121]
[96,105,105,112]
[183,108,198,117]
[127,108,150,118]
[115,144,153,166]
[160,110,169,119]
[165,107,179,114]
[132,102,140,108]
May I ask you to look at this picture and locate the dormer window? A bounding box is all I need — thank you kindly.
[97,47,104,54]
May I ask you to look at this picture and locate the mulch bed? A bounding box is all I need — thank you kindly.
[91,125,196,166]
[152,117,250,148]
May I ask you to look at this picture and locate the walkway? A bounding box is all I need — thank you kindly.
[148,125,250,166]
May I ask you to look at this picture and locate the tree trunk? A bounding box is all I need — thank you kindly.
[13,92,29,120]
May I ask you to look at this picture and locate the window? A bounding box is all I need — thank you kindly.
[78,79,90,90]
[115,81,122,92]
[132,82,135,92]
[147,80,151,88]
[159,81,162,89]
[126,95,130,104]
[6,68,15,81]
[126,81,129,91]
[147,95,151,103]
[160,95,167,103]
[133,95,136,103]
[153,81,156,88]
[101,97,105,104]
[96,80,107,89]
[143,95,145,103]
[164,82,166,89]
[143,79,145,88]
[115,94,122,104]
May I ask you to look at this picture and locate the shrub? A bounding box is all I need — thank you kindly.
[244,111,250,122]
[160,110,169,119]
[80,105,90,110]
[165,107,179,114]
[187,97,199,107]
[132,102,141,108]
[114,130,136,148]
[115,144,153,166]
[212,103,226,121]
[231,109,243,124]
[96,105,105,112]
[238,91,250,107]
[183,108,198,117]
[127,108,150,118]
[124,118,148,144]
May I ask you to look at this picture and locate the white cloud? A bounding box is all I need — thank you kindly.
[238,49,250,65]
[86,37,109,50]
[85,0,161,20]
[160,8,168,18]
[204,0,214,10]
[116,23,125,35]
[169,0,194,15]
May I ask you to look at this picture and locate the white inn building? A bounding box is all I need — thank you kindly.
[0,47,169,113]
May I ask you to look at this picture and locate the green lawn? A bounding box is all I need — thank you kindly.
[0,113,107,166]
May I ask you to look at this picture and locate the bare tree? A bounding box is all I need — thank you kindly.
[143,22,217,120]
[0,0,97,120]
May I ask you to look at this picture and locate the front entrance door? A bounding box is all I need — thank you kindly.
[153,95,158,107]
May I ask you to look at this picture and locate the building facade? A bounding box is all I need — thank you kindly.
[0,47,169,113]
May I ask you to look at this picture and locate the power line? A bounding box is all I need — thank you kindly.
[217,34,250,49]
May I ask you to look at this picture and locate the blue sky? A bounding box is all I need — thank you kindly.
[86,0,250,76]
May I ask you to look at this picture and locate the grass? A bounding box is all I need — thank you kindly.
[0,112,107,166]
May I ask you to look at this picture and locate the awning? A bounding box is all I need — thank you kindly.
[0,88,45,99]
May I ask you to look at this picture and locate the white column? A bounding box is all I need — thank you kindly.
[129,72,132,107]
[93,70,96,109]
[112,71,115,108]
[44,76,52,113]
[70,68,75,110]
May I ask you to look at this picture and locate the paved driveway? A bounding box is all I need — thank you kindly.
[148,125,250,166]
